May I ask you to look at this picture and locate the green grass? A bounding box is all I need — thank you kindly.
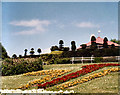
[68,72,119,93]
[1,62,119,93]
[50,51,63,54]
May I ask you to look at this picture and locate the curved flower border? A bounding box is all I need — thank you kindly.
[56,67,120,89]
[38,63,120,89]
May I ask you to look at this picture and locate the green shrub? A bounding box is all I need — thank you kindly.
[2,58,43,76]
[102,57,116,62]
[94,57,103,63]
[54,58,70,64]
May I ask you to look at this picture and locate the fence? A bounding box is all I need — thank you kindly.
[71,56,94,64]
[71,56,120,64]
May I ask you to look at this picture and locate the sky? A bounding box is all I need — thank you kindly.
[2,2,118,57]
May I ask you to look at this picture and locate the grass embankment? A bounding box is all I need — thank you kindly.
[1,62,119,93]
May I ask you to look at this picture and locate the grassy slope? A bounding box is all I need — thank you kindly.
[1,62,119,93]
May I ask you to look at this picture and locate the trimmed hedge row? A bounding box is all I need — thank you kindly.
[62,48,119,57]
[2,58,43,76]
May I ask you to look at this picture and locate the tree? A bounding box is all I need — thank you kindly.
[103,37,108,48]
[37,48,42,55]
[111,44,115,48]
[30,48,35,55]
[63,47,69,51]
[0,43,8,59]
[91,36,96,42]
[71,41,76,51]
[24,49,27,56]
[50,46,59,51]
[81,44,87,49]
[12,54,17,59]
[19,55,22,58]
[110,39,120,44]
[90,36,97,49]
[59,40,64,50]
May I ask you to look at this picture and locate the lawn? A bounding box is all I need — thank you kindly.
[1,62,119,93]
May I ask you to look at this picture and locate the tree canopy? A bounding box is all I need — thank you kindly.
[110,39,120,44]
[91,36,96,41]
[0,43,8,59]
[37,48,42,55]
[71,41,76,51]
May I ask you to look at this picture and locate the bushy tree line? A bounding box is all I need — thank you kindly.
[12,48,42,58]
[50,40,76,51]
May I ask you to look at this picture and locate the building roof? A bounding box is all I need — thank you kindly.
[77,36,120,49]
[86,37,119,46]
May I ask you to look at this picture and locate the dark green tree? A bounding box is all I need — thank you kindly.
[63,47,70,51]
[59,40,64,50]
[90,36,97,49]
[37,48,42,55]
[103,37,108,48]
[12,54,17,59]
[50,46,59,51]
[110,39,120,44]
[81,44,87,49]
[111,44,115,48]
[91,36,96,41]
[0,43,8,59]
[71,41,76,51]
[24,49,27,56]
[30,48,35,55]
[19,55,22,58]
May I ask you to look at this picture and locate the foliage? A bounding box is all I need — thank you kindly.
[54,58,70,64]
[81,44,87,49]
[2,58,43,76]
[30,48,35,55]
[91,36,96,41]
[63,47,69,51]
[59,40,64,50]
[0,43,8,59]
[50,46,59,51]
[103,37,108,48]
[24,49,28,56]
[104,37,108,42]
[90,42,97,50]
[110,39,120,44]
[71,41,76,51]
[37,48,42,55]
[94,57,103,63]
[111,44,115,48]
[12,54,17,58]
[40,53,62,64]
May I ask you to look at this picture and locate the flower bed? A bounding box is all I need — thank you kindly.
[23,69,70,76]
[19,69,71,89]
[38,63,120,89]
[56,67,120,89]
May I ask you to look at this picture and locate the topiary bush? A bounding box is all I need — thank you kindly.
[2,58,43,76]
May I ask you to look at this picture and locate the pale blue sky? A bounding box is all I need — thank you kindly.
[2,2,118,57]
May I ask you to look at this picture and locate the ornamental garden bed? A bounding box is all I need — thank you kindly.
[1,62,119,93]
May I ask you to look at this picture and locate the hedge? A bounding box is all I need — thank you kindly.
[2,58,43,76]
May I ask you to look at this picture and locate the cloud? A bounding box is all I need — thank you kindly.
[10,19,51,35]
[76,22,100,28]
